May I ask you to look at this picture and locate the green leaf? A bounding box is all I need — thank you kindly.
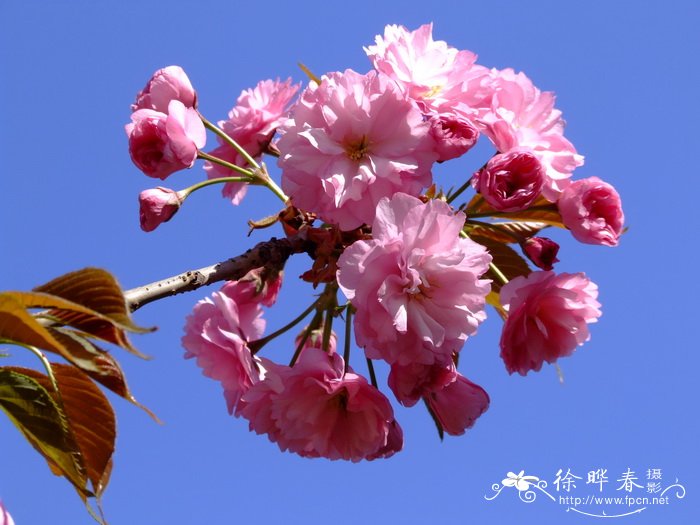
[7,364,117,498]
[0,367,89,498]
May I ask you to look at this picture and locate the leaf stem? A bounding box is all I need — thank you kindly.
[196,151,254,178]
[446,176,474,204]
[343,307,353,374]
[249,296,322,354]
[488,262,510,286]
[366,358,378,388]
[198,113,260,170]
[8,341,59,393]
[289,309,323,366]
[182,176,254,197]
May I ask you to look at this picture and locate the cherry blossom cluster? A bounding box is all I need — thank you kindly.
[126,23,624,461]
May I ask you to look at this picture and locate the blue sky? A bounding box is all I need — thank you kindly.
[1,1,698,524]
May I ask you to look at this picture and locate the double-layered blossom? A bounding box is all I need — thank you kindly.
[472,149,545,211]
[278,69,437,230]
[499,271,602,375]
[429,113,479,161]
[558,177,624,246]
[138,187,185,232]
[337,193,491,366]
[239,347,401,461]
[365,23,493,119]
[132,65,197,113]
[388,361,489,435]
[205,78,299,204]
[480,69,583,200]
[126,100,206,179]
[182,279,267,415]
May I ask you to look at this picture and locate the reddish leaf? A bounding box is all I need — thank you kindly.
[465,221,550,244]
[466,195,566,228]
[0,367,89,498]
[470,234,532,292]
[5,364,116,497]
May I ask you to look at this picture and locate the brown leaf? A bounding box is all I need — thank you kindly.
[0,367,89,498]
[466,195,566,228]
[5,364,116,497]
[470,234,532,292]
[31,268,154,357]
[0,294,66,355]
[465,221,550,244]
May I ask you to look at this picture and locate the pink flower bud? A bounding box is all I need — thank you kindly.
[132,65,197,113]
[558,177,624,246]
[429,113,479,161]
[521,236,560,270]
[294,324,337,354]
[138,187,185,232]
[473,149,545,212]
[126,100,206,180]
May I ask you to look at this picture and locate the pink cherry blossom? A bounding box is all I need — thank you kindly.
[337,193,491,366]
[480,69,584,200]
[138,187,185,232]
[499,271,602,375]
[429,113,479,161]
[365,23,493,119]
[132,65,197,113]
[388,361,456,407]
[0,501,14,525]
[182,279,267,415]
[204,78,299,204]
[521,236,560,271]
[425,372,490,436]
[472,149,545,211]
[240,347,400,461]
[126,100,206,180]
[388,361,489,435]
[278,69,437,230]
[558,177,625,246]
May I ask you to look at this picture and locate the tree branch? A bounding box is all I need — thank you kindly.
[124,236,307,312]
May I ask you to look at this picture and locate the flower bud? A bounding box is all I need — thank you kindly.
[132,65,197,113]
[521,236,560,270]
[138,187,185,232]
[429,113,479,161]
[558,177,624,246]
[126,100,206,180]
[294,324,337,355]
[473,149,545,212]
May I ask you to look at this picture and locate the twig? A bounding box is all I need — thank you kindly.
[124,236,307,312]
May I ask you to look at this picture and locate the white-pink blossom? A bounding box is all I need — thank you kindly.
[365,23,493,119]
[278,69,437,230]
[337,193,491,366]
